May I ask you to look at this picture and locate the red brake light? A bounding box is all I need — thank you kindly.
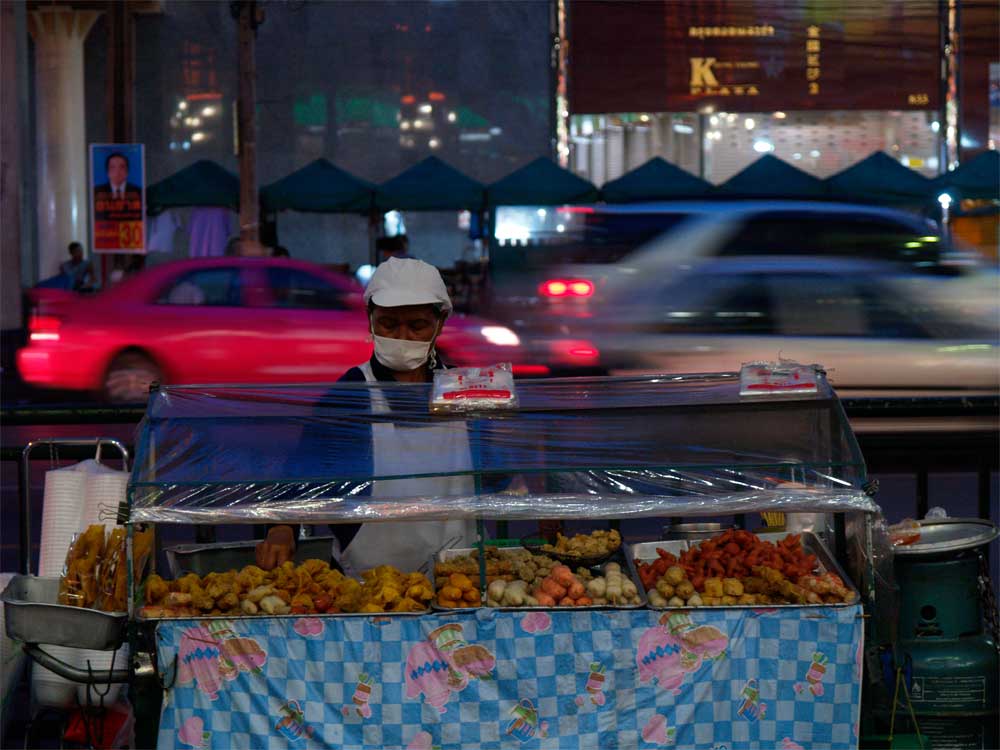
[29,315,62,342]
[569,346,598,358]
[540,279,594,298]
[511,364,551,377]
[541,280,569,297]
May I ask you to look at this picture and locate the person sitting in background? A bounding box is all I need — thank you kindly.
[59,242,95,291]
[377,234,413,263]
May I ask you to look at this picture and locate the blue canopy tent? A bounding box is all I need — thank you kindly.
[146,160,239,215]
[260,158,373,214]
[487,157,599,207]
[826,151,934,205]
[375,156,485,212]
[935,150,1000,201]
[259,158,376,265]
[601,157,712,202]
[717,155,827,199]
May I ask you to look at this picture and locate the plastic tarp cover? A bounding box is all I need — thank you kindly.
[129,373,875,523]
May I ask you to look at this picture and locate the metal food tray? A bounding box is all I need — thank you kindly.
[137,609,428,622]
[2,575,127,650]
[165,535,340,578]
[431,547,647,612]
[145,538,432,619]
[631,531,858,610]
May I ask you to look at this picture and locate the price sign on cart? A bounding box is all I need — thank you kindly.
[740,361,819,397]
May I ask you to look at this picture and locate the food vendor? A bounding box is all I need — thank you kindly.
[257,258,477,575]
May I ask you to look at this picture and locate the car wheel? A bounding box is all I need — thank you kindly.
[102,352,161,404]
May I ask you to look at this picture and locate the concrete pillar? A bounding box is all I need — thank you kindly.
[28,6,100,280]
[1,0,27,329]
[626,125,650,171]
[605,125,625,181]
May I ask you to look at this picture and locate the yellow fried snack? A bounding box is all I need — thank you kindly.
[59,524,107,607]
[140,559,434,617]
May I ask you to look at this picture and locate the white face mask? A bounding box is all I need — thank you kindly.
[372,334,433,372]
[370,316,440,372]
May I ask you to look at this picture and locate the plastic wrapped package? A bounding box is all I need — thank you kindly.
[430,364,518,412]
[128,373,875,524]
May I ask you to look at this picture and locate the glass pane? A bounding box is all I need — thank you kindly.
[769,274,867,337]
[160,268,241,307]
[649,275,775,335]
[266,268,345,310]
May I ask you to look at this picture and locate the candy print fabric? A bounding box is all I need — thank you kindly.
[156,606,862,749]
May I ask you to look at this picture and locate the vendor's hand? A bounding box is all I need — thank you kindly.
[255,526,295,570]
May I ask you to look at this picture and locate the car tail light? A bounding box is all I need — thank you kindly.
[550,339,601,366]
[511,364,551,377]
[540,279,595,298]
[28,314,62,342]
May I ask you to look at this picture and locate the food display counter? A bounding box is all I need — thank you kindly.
[9,372,882,749]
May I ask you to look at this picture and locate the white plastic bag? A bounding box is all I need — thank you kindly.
[430,363,518,412]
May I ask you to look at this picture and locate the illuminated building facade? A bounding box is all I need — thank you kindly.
[565,0,998,185]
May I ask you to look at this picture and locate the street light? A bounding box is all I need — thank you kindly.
[938,192,953,240]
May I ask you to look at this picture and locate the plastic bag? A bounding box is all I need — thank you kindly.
[98,527,154,613]
[58,525,105,607]
[739,360,819,397]
[887,518,921,546]
[430,363,518,412]
[58,524,154,612]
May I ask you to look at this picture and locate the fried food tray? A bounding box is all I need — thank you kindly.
[2,575,127,650]
[631,531,858,610]
[164,535,340,578]
[146,537,432,620]
[431,546,647,612]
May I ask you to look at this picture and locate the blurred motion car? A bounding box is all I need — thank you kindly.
[580,256,999,396]
[490,201,994,327]
[17,257,553,403]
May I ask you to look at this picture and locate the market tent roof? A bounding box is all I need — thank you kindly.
[825,151,934,204]
[127,374,875,524]
[146,160,239,215]
[488,157,599,206]
[260,159,373,213]
[935,149,1000,201]
[717,155,827,199]
[601,157,712,202]
[375,156,484,211]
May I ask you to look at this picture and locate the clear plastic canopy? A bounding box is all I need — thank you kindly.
[128,373,874,523]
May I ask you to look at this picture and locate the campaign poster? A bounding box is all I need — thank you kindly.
[90,143,146,253]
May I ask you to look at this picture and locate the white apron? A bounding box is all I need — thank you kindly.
[336,362,477,575]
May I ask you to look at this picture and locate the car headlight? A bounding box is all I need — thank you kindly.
[480,326,520,347]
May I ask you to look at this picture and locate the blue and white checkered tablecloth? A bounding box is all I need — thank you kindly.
[155,605,862,750]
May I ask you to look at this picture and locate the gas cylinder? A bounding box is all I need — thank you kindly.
[894,519,999,750]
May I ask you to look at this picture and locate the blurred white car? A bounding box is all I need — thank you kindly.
[588,257,999,396]
[494,200,998,331]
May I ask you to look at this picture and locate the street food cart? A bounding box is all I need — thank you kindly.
[10,372,881,749]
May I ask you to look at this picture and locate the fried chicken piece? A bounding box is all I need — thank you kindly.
[392,597,427,612]
[175,573,204,594]
[405,582,434,602]
[144,574,170,605]
[190,587,215,611]
[299,559,329,577]
[236,566,267,592]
